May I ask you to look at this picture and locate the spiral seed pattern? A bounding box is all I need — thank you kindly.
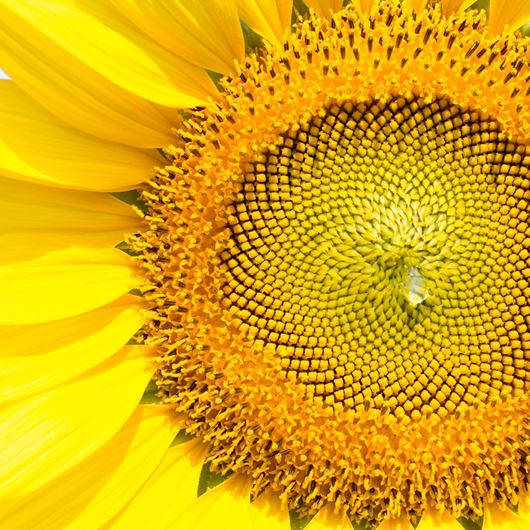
[222,96,530,418]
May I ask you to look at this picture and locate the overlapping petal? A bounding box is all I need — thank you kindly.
[0,295,144,402]
[0,9,176,147]
[0,82,157,191]
[303,0,343,18]
[162,475,253,529]
[0,236,137,325]
[251,490,291,530]
[161,474,291,530]
[104,439,207,529]
[0,405,178,530]
[236,0,293,47]
[110,0,245,75]
[0,346,154,497]
[0,176,141,241]
[489,0,530,33]
[0,0,217,107]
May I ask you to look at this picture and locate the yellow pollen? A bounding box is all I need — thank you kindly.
[132,1,530,526]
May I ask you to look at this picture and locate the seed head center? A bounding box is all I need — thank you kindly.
[222,96,528,419]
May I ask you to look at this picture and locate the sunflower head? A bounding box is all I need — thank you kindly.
[131,1,530,526]
[4,0,530,529]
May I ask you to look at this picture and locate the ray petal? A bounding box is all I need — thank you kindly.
[251,490,291,529]
[416,510,465,530]
[439,0,477,15]
[0,9,176,147]
[489,0,530,33]
[401,0,430,11]
[103,439,207,529]
[0,238,137,325]
[162,474,255,530]
[0,346,154,497]
[305,506,354,530]
[519,493,530,525]
[0,405,178,530]
[110,0,245,74]
[483,504,527,530]
[351,0,378,12]
[0,176,141,239]
[0,0,217,108]
[0,82,157,191]
[302,0,343,18]
[236,0,294,48]
[0,295,144,402]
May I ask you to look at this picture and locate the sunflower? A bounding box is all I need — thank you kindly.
[2,0,530,528]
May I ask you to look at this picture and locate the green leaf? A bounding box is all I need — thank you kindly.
[140,378,160,404]
[197,461,232,496]
[113,189,148,212]
[458,516,483,530]
[289,509,313,530]
[171,429,195,446]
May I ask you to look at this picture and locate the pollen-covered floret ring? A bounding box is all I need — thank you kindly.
[135,2,530,525]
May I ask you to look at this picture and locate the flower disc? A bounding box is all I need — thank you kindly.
[223,94,529,417]
[134,2,530,525]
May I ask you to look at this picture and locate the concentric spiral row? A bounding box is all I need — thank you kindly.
[221,96,530,418]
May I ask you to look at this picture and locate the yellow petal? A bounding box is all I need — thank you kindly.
[439,0,476,15]
[303,0,343,18]
[111,0,245,75]
[416,510,464,530]
[483,504,529,530]
[401,0,429,11]
[251,491,291,530]
[489,0,530,33]
[520,510,530,527]
[0,0,217,109]
[0,295,144,402]
[0,22,173,147]
[0,176,140,241]
[0,239,137,325]
[519,493,530,525]
[0,82,156,191]
[305,506,354,530]
[236,0,293,48]
[378,515,416,530]
[0,405,178,530]
[0,346,153,497]
[351,0,377,12]
[164,474,254,529]
[104,439,207,530]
